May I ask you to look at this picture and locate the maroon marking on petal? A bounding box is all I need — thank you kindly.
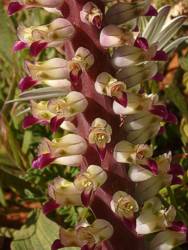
[145,5,158,16]
[43,200,60,215]
[51,239,64,250]
[96,146,107,161]
[166,112,178,124]
[13,41,27,52]
[158,126,165,135]
[152,73,164,81]
[132,25,139,32]
[134,37,149,51]
[30,41,48,57]
[22,115,39,129]
[50,116,65,133]
[32,153,55,169]
[8,2,24,15]
[92,15,102,29]
[150,105,168,120]
[114,92,128,107]
[81,189,93,207]
[152,50,168,61]
[169,221,188,235]
[171,176,182,185]
[123,217,136,231]
[143,159,158,175]
[19,76,38,92]
[70,69,82,85]
[169,164,184,176]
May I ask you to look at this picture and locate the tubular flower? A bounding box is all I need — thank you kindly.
[136,197,176,235]
[9,1,187,250]
[32,134,87,169]
[23,91,88,131]
[52,219,113,250]
[80,2,103,29]
[88,118,112,160]
[68,47,94,84]
[150,222,188,250]
[14,18,75,56]
[135,153,184,201]
[8,0,65,15]
[110,191,138,222]
[114,141,158,175]
[95,72,127,106]
[74,165,107,207]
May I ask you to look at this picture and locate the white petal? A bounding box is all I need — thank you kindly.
[128,165,153,182]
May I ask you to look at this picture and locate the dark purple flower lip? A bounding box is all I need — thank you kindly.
[30,41,48,57]
[92,15,102,29]
[150,105,177,124]
[152,50,168,61]
[22,115,39,129]
[152,73,164,81]
[134,37,149,50]
[32,153,56,169]
[8,2,24,15]
[43,200,60,215]
[141,159,158,175]
[81,189,93,207]
[13,41,28,52]
[19,76,38,92]
[113,92,128,107]
[145,5,158,16]
[50,116,65,133]
[169,221,188,239]
[168,164,184,185]
[51,239,64,250]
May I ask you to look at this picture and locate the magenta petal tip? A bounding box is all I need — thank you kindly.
[43,200,60,215]
[13,41,27,52]
[30,41,47,57]
[51,239,64,250]
[81,189,93,207]
[134,37,149,50]
[145,5,158,16]
[19,76,38,92]
[50,116,65,133]
[22,115,39,129]
[8,2,24,15]
[32,153,55,169]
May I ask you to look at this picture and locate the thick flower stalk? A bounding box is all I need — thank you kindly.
[8,0,188,249]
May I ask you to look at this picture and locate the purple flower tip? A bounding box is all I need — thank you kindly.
[30,41,48,57]
[166,112,178,124]
[13,41,27,52]
[147,159,158,175]
[81,189,93,207]
[134,37,149,51]
[152,73,164,81]
[32,153,55,169]
[50,116,65,133]
[43,200,60,215]
[8,2,24,16]
[51,239,64,250]
[152,50,168,61]
[22,115,39,129]
[145,5,158,16]
[19,76,38,92]
[114,92,128,107]
[169,221,188,233]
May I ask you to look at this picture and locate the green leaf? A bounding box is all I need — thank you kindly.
[11,210,79,250]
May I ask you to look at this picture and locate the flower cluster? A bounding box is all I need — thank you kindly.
[9,0,188,249]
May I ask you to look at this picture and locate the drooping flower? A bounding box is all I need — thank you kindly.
[136,197,176,235]
[23,91,88,131]
[95,72,127,106]
[14,18,75,56]
[110,191,139,221]
[88,118,112,160]
[114,141,158,175]
[80,2,103,29]
[135,153,184,201]
[150,222,188,250]
[52,219,114,250]
[32,134,87,169]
